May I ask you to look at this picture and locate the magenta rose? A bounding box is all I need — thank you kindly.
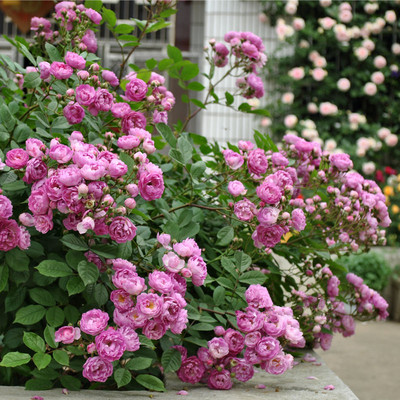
[255,337,281,360]
[118,326,140,351]
[228,180,246,197]
[291,208,306,231]
[79,309,109,336]
[95,328,126,362]
[0,219,20,251]
[208,369,232,390]
[49,144,73,163]
[245,284,273,309]
[138,163,164,201]
[6,148,29,169]
[142,319,167,340]
[93,89,114,112]
[65,51,86,69]
[34,214,53,234]
[82,29,98,53]
[23,158,47,183]
[231,359,254,382]
[125,78,148,101]
[55,326,81,344]
[222,149,244,170]
[82,356,113,382]
[64,102,85,124]
[148,270,173,294]
[234,198,256,221]
[247,148,268,175]
[224,328,245,354]
[208,337,229,359]
[110,290,134,312]
[112,269,145,295]
[18,226,31,250]
[187,256,207,286]
[117,135,141,150]
[109,216,137,243]
[256,181,282,204]
[0,195,13,219]
[58,167,82,186]
[28,189,49,215]
[85,8,102,24]
[111,102,131,118]
[253,224,285,249]
[102,70,119,86]
[50,61,73,79]
[329,153,353,171]
[136,293,163,318]
[121,111,147,133]
[76,84,96,106]
[177,356,205,384]
[108,159,128,178]
[38,61,51,80]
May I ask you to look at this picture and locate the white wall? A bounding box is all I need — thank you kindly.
[200,0,278,144]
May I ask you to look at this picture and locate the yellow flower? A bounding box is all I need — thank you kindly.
[392,205,400,214]
[281,232,293,243]
[384,186,394,196]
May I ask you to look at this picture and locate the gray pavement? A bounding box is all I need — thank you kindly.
[316,321,400,400]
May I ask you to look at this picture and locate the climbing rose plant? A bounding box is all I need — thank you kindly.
[0,0,389,392]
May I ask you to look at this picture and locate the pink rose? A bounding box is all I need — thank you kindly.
[222,149,244,170]
[80,163,106,180]
[95,328,126,362]
[247,149,268,175]
[80,309,109,336]
[76,84,96,106]
[82,356,113,382]
[85,8,102,24]
[138,162,164,201]
[34,214,53,234]
[121,111,147,133]
[148,270,173,294]
[207,369,232,390]
[28,189,49,215]
[93,89,114,112]
[109,216,137,243]
[6,148,29,169]
[65,51,86,69]
[337,78,351,91]
[125,78,148,101]
[50,61,73,79]
[177,356,205,384]
[49,144,73,163]
[118,326,140,351]
[208,337,229,359]
[187,256,207,286]
[162,252,185,272]
[64,102,85,124]
[234,198,256,221]
[329,153,353,171]
[112,269,145,295]
[253,224,285,249]
[81,29,97,53]
[228,180,247,197]
[108,159,128,178]
[111,102,131,118]
[101,70,119,86]
[256,181,282,204]
[0,195,13,219]
[26,138,45,158]
[55,326,81,344]
[245,284,273,309]
[0,219,20,251]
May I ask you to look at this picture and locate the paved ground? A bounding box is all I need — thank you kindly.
[316,320,400,400]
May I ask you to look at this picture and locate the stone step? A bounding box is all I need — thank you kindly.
[0,351,358,399]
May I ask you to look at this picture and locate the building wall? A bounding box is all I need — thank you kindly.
[199,0,278,144]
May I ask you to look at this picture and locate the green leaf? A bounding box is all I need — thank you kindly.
[126,357,153,371]
[183,336,208,347]
[66,250,86,269]
[167,45,182,62]
[156,122,177,148]
[158,58,174,71]
[13,123,33,142]
[145,58,158,70]
[5,287,26,312]
[161,349,181,373]
[146,20,170,34]
[90,244,118,259]
[94,284,108,306]
[5,247,29,272]
[51,116,70,130]
[45,42,63,62]
[24,72,41,89]
[239,270,267,285]
[102,7,117,27]
[190,161,206,179]
[44,325,58,348]
[238,102,251,112]
[135,374,165,392]
[53,350,69,366]
[29,288,56,306]
[181,63,199,81]
[66,276,85,296]
[117,241,132,259]
[190,98,206,109]
[114,368,132,388]
[177,136,192,164]
[33,353,52,370]
[216,277,235,290]
[23,332,46,353]
[25,378,54,390]
[217,226,234,246]
[115,24,134,34]
[46,306,64,327]
[85,0,103,11]
[0,352,31,367]
[119,152,135,176]
[235,251,252,273]
[213,286,225,306]
[35,260,72,278]
[187,81,205,91]
[18,43,36,65]
[60,375,82,391]
[225,91,234,105]
[190,323,215,331]
[78,261,99,286]
[64,305,80,324]
[61,234,89,251]
[0,104,15,131]
[0,264,9,293]
[15,305,45,325]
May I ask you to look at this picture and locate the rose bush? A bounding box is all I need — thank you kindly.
[0,0,389,393]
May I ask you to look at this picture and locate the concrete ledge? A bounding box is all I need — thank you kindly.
[0,351,358,400]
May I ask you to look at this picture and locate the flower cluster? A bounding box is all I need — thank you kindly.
[209,31,266,99]
[0,192,30,251]
[290,267,388,350]
[4,130,164,246]
[177,284,303,389]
